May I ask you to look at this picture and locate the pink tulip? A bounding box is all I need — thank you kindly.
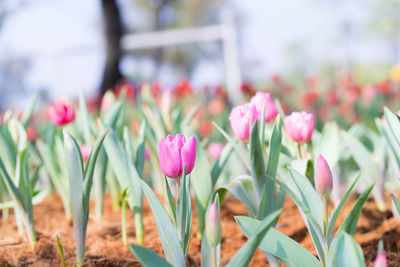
[161,90,173,113]
[101,90,116,112]
[205,202,222,247]
[80,144,91,162]
[373,252,387,267]
[49,101,75,126]
[207,142,224,160]
[229,103,257,141]
[250,92,278,122]
[315,155,333,198]
[159,134,196,179]
[284,111,314,143]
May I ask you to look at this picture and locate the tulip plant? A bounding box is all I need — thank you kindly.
[237,155,374,267]
[63,129,108,266]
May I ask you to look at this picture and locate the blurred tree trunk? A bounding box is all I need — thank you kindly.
[100,0,123,95]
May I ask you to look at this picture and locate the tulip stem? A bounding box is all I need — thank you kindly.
[297,144,303,159]
[323,197,329,235]
[121,196,127,245]
[211,246,217,267]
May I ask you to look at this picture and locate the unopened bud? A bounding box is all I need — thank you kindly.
[315,155,333,198]
[205,202,222,247]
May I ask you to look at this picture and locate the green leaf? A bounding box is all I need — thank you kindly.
[210,142,233,185]
[135,122,146,177]
[258,116,282,218]
[327,233,365,267]
[21,92,38,127]
[236,216,321,267]
[337,183,374,236]
[226,210,281,267]
[312,122,342,168]
[63,131,86,264]
[138,179,186,266]
[391,194,400,215]
[129,244,173,267]
[103,102,123,128]
[326,174,361,245]
[249,121,265,191]
[164,176,176,222]
[56,235,66,267]
[219,175,258,217]
[78,90,93,145]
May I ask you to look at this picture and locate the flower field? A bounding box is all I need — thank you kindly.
[1,70,400,267]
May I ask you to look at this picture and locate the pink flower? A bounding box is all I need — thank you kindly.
[207,142,224,160]
[229,103,257,141]
[161,90,173,113]
[284,111,314,143]
[315,155,333,198]
[373,252,387,267]
[250,92,278,122]
[80,144,91,162]
[49,101,75,126]
[159,134,197,179]
[101,91,116,112]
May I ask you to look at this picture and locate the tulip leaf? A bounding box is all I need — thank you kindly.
[21,92,38,127]
[391,194,400,215]
[258,115,282,219]
[164,176,176,222]
[210,142,234,185]
[249,121,265,191]
[236,216,321,267]
[129,244,173,267]
[226,210,281,267]
[213,121,251,171]
[219,175,259,217]
[382,107,400,168]
[267,173,326,263]
[78,90,93,145]
[176,167,192,255]
[337,183,374,236]
[327,233,365,267]
[138,178,186,266]
[135,122,146,177]
[326,174,361,245]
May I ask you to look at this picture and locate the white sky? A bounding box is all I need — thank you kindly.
[0,0,393,107]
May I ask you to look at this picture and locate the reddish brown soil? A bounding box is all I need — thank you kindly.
[0,193,399,266]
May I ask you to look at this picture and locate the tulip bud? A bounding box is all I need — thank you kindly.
[161,90,173,114]
[373,252,387,267]
[49,101,75,126]
[229,103,257,141]
[390,64,400,83]
[207,142,224,160]
[284,111,314,143]
[315,155,333,198]
[80,144,91,162]
[101,90,116,112]
[250,92,278,123]
[158,134,196,179]
[205,203,222,247]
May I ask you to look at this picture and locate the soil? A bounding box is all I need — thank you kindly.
[0,193,399,267]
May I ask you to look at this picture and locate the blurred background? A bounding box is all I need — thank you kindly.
[0,0,399,110]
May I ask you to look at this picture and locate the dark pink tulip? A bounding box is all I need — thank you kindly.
[159,134,196,179]
[207,142,224,160]
[49,101,75,126]
[373,252,387,267]
[229,103,257,141]
[315,155,333,198]
[284,111,314,143]
[250,92,278,122]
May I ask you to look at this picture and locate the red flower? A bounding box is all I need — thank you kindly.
[174,80,192,98]
[199,120,213,137]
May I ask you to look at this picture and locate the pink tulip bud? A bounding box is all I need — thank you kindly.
[80,144,91,162]
[250,92,278,123]
[315,155,333,198]
[207,142,224,160]
[161,90,173,113]
[284,111,314,143]
[229,103,257,141]
[49,101,75,126]
[158,134,196,179]
[205,202,222,247]
[373,252,387,267]
[101,90,116,112]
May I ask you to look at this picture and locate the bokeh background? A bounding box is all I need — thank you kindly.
[0,0,399,110]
